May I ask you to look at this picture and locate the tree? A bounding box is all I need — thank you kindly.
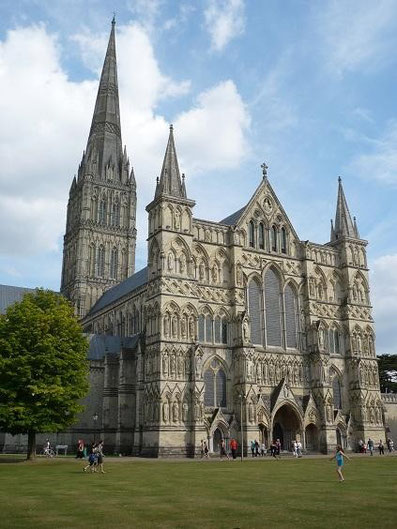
[377,354,397,393]
[0,289,89,459]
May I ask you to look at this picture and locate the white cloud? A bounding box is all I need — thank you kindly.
[371,254,397,353]
[0,22,250,267]
[204,0,245,51]
[316,0,397,76]
[175,80,250,173]
[349,121,397,186]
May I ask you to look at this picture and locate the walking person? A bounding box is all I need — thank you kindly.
[83,443,98,472]
[220,439,230,460]
[330,445,351,481]
[292,440,297,458]
[251,440,256,457]
[260,441,266,457]
[230,438,238,460]
[97,440,106,473]
[275,438,281,459]
[296,440,303,458]
[270,440,278,459]
[367,438,374,456]
[200,439,205,459]
[255,439,260,457]
[204,440,209,458]
[378,439,385,455]
[76,439,85,459]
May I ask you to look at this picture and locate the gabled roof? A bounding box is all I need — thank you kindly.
[0,284,36,314]
[87,266,148,316]
[219,205,247,226]
[87,333,140,360]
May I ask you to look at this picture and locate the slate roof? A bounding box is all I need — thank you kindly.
[0,284,35,314]
[87,333,140,360]
[219,205,246,226]
[87,266,148,316]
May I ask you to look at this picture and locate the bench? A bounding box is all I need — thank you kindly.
[55,444,68,456]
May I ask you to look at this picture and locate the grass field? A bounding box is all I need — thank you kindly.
[0,454,396,529]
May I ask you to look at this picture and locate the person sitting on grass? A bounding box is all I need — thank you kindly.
[330,445,351,482]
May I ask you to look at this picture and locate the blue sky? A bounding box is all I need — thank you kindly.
[0,0,396,352]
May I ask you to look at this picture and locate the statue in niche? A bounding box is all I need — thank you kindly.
[174,209,181,229]
[162,401,169,422]
[170,355,176,376]
[162,355,168,376]
[189,317,196,340]
[199,262,205,281]
[178,355,183,376]
[179,254,186,274]
[256,362,261,382]
[167,252,174,271]
[212,266,218,283]
[171,316,178,338]
[242,319,250,342]
[172,401,179,422]
[236,264,243,286]
[181,317,187,338]
[195,353,203,378]
[318,328,325,349]
[182,402,188,422]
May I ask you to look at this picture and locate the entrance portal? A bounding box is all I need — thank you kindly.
[272,404,301,451]
[305,424,319,452]
[213,428,222,453]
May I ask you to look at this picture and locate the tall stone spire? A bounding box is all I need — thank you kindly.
[155,125,187,198]
[86,17,122,178]
[331,177,357,241]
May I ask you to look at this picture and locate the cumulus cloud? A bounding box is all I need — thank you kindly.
[0,21,250,271]
[204,0,245,51]
[315,0,397,76]
[371,254,397,353]
[349,121,397,186]
[175,80,250,173]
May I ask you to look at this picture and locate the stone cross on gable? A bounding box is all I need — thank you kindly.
[261,162,268,178]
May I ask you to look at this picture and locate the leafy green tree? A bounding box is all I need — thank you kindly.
[377,354,397,393]
[0,289,89,459]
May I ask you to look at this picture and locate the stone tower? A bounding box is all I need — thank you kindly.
[61,19,137,317]
[328,178,383,444]
[143,126,198,455]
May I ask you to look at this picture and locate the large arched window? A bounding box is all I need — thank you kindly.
[198,313,213,343]
[110,248,118,279]
[249,220,255,248]
[216,369,226,407]
[333,377,342,410]
[198,315,205,342]
[214,316,221,343]
[98,197,107,224]
[284,283,298,348]
[204,360,227,408]
[259,223,265,250]
[205,315,213,342]
[265,268,282,346]
[248,279,262,345]
[96,245,105,277]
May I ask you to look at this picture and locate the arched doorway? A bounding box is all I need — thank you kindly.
[212,428,222,453]
[305,424,319,452]
[258,424,268,446]
[272,404,302,451]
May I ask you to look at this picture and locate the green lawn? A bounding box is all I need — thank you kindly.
[0,455,396,529]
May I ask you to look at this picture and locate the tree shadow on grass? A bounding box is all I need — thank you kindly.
[0,455,28,463]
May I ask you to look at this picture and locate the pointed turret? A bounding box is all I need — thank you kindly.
[331,177,357,241]
[155,125,187,198]
[86,17,122,178]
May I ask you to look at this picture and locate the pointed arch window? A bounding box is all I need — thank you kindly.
[265,268,282,346]
[214,316,221,343]
[285,283,298,348]
[248,279,262,345]
[333,377,342,410]
[259,223,265,250]
[89,244,96,276]
[198,315,205,342]
[96,245,105,277]
[204,364,227,408]
[281,227,287,254]
[98,197,107,224]
[205,315,213,342]
[110,248,118,279]
[249,220,255,248]
[221,318,228,344]
[111,200,120,226]
[334,330,340,354]
[271,226,277,252]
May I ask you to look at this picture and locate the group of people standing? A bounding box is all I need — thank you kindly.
[82,440,106,473]
[358,437,394,455]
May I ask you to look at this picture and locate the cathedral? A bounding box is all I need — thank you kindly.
[5,20,386,455]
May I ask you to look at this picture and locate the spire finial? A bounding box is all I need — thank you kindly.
[182,173,185,180]
[338,175,342,183]
[112,12,116,25]
[170,123,174,131]
[261,162,268,179]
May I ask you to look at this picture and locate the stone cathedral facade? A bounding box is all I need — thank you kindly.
[62,21,385,456]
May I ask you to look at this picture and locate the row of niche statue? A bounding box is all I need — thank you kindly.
[161,351,190,378]
[162,399,205,424]
[245,356,309,386]
[163,313,196,340]
[358,364,379,387]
